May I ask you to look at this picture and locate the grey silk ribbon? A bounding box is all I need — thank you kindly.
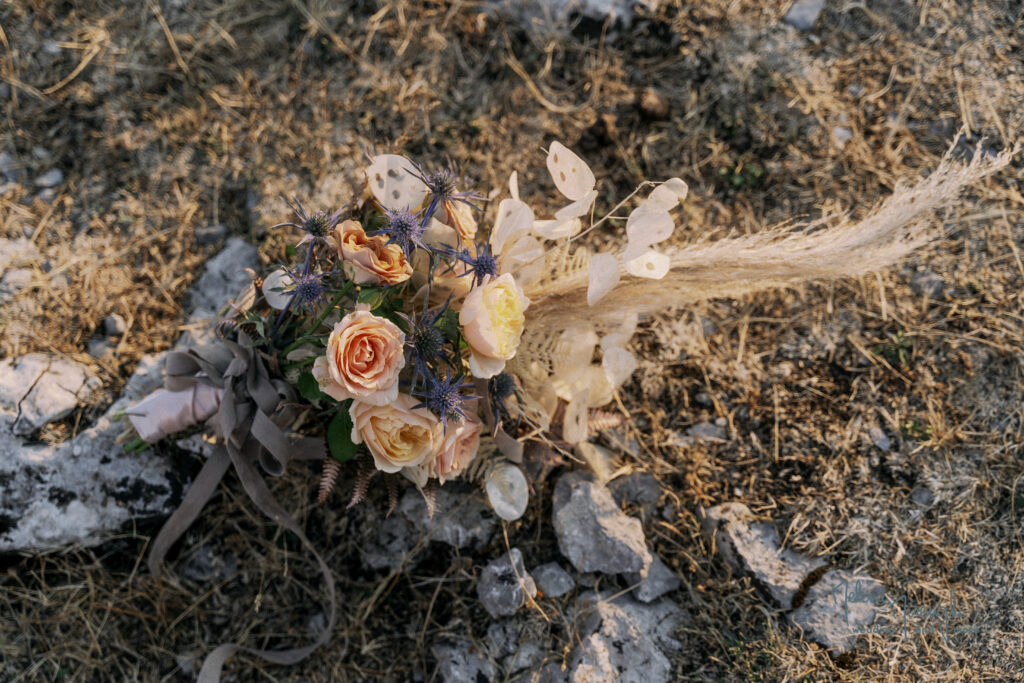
[145,333,337,682]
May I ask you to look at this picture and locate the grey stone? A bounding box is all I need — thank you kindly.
[789,569,885,653]
[568,590,687,683]
[486,0,658,34]
[104,314,127,336]
[623,555,680,603]
[195,223,229,246]
[42,40,62,55]
[181,545,238,582]
[432,639,497,683]
[0,239,259,552]
[0,354,101,435]
[687,421,728,442]
[910,271,945,298]
[701,502,827,609]
[0,238,39,271]
[0,268,33,301]
[400,482,496,549]
[868,426,891,451]
[532,562,574,598]
[477,548,537,618]
[87,338,114,360]
[360,513,414,571]
[833,126,853,149]
[36,188,57,203]
[0,152,19,182]
[784,0,825,31]
[911,486,934,507]
[182,237,258,351]
[34,168,63,188]
[553,472,652,575]
[609,472,661,506]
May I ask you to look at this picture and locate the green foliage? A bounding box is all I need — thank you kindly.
[297,371,324,401]
[873,331,913,367]
[327,404,358,463]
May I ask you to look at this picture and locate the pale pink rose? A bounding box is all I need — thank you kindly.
[430,412,483,483]
[328,220,412,285]
[312,305,405,405]
[459,273,530,378]
[350,393,441,474]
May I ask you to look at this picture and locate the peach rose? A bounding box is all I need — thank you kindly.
[459,273,530,378]
[312,304,405,405]
[441,199,478,244]
[328,219,412,285]
[433,412,483,483]
[350,393,441,474]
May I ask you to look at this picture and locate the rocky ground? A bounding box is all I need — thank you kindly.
[2,0,1023,681]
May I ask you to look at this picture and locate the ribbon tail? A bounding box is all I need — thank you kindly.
[196,445,339,682]
[147,448,232,577]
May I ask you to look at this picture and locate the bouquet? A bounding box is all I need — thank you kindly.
[126,138,1012,680]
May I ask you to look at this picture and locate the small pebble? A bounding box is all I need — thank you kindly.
[34,169,63,189]
[104,314,127,336]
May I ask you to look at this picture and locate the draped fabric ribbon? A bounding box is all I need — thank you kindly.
[138,334,337,682]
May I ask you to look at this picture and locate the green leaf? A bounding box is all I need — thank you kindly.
[285,244,298,259]
[438,308,460,344]
[357,286,385,309]
[327,407,357,463]
[297,371,323,401]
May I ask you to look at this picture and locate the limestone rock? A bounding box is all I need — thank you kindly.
[477,548,537,619]
[0,354,100,435]
[701,502,827,609]
[399,482,496,550]
[789,569,886,653]
[432,639,497,683]
[532,562,575,599]
[783,0,824,31]
[553,472,652,575]
[623,554,681,603]
[0,239,259,552]
[568,590,688,683]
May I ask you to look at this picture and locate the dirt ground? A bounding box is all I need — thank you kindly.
[2,0,1023,680]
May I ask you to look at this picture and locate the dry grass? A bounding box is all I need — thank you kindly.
[1,0,1023,681]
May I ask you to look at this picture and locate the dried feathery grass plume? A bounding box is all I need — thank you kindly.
[523,143,1016,331]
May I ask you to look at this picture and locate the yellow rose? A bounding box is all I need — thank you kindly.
[328,219,412,285]
[350,393,441,474]
[459,273,529,378]
[312,305,405,405]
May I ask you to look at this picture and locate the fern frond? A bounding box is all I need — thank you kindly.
[318,458,342,504]
[346,458,376,510]
[385,475,399,518]
[588,410,625,432]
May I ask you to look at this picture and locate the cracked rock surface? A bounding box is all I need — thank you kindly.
[0,238,258,552]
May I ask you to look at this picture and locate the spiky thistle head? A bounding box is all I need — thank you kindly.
[488,371,518,427]
[380,206,426,258]
[453,242,499,287]
[415,369,475,432]
[283,268,328,311]
[273,196,345,245]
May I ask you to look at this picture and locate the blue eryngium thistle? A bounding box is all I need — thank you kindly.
[271,196,345,245]
[411,163,482,228]
[379,206,427,258]
[452,242,499,287]
[398,300,454,391]
[488,372,518,426]
[283,268,329,311]
[415,369,475,432]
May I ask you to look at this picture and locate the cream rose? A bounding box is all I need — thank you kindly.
[328,219,412,285]
[459,273,530,378]
[312,304,405,405]
[350,393,441,474]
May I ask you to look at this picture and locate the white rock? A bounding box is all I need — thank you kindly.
[623,554,681,603]
[532,562,575,598]
[399,483,496,549]
[0,239,259,552]
[0,354,100,435]
[34,168,64,188]
[784,0,825,31]
[477,548,537,618]
[789,569,886,653]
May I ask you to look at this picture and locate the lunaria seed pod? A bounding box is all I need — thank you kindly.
[484,461,529,521]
